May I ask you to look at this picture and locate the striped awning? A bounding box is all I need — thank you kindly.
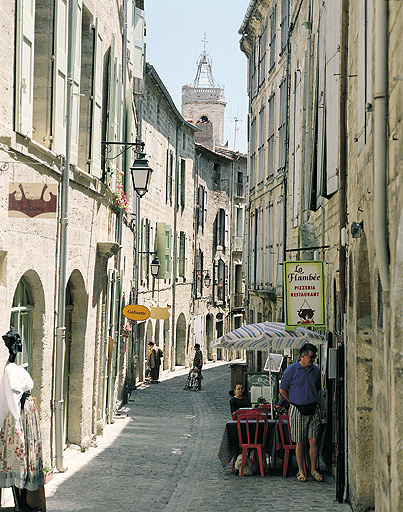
[211,322,325,351]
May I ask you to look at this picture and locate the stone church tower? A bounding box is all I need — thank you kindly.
[182,49,226,149]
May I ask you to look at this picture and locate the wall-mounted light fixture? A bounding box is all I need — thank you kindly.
[351,221,364,239]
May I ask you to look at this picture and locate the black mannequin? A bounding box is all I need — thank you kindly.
[2,328,39,512]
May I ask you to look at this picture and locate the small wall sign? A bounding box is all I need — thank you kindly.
[283,261,326,331]
[9,183,57,218]
[122,305,150,321]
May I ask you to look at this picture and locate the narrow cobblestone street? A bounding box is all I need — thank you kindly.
[44,363,351,512]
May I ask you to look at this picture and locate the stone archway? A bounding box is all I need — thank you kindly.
[64,269,88,446]
[175,313,186,366]
[163,319,170,370]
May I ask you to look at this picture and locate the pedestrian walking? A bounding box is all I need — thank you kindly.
[193,343,203,375]
[279,342,323,482]
[147,341,163,383]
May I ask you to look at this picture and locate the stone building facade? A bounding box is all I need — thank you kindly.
[239,1,402,511]
[0,0,145,473]
[135,63,198,377]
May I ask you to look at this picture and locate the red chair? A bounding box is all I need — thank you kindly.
[232,408,255,420]
[236,411,268,477]
[278,414,306,478]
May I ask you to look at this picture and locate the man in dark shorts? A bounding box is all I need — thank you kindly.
[280,343,323,482]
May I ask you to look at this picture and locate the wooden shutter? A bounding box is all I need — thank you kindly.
[15,0,35,138]
[293,71,302,227]
[53,0,68,155]
[175,232,180,279]
[265,202,273,286]
[325,0,341,195]
[224,210,229,249]
[90,17,103,178]
[250,212,255,288]
[156,222,166,278]
[203,189,207,227]
[133,6,144,79]
[165,226,172,279]
[70,0,82,164]
[276,197,284,289]
[256,209,263,288]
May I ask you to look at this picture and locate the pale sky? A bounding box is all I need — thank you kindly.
[144,0,250,154]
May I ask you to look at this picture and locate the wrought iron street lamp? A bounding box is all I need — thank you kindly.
[204,272,211,288]
[130,152,153,197]
[150,254,161,277]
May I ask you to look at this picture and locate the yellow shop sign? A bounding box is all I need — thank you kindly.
[122,305,150,321]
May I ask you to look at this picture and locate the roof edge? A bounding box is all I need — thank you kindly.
[145,63,198,132]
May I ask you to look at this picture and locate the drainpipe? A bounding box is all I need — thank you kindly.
[133,95,143,384]
[373,0,390,293]
[54,0,76,473]
[112,0,128,402]
[302,1,312,222]
[338,0,348,502]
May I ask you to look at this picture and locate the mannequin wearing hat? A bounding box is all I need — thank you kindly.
[0,328,44,512]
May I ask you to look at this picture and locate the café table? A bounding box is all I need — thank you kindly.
[218,418,278,467]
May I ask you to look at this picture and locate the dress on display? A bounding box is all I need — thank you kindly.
[0,363,44,491]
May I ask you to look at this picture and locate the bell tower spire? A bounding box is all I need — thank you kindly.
[182,36,226,149]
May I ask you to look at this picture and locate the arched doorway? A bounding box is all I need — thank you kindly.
[10,277,33,370]
[175,313,186,366]
[137,322,145,381]
[10,271,45,414]
[154,320,160,347]
[63,270,87,446]
[163,319,170,370]
[206,314,213,360]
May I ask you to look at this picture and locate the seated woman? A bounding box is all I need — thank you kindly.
[229,384,251,414]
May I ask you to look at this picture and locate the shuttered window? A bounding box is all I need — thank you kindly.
[265,202,273,286]
[278,79,287,171]
[293,71,302,227]
[280,0,289,55]
[52,0,68,155]
[325,0,341,195]
[250,117,256,189]
[258,107,265,184]
[267,94,275,179]
[276,197,284,289]
[269,7,276,73]
[133,6,144,79]
[15,0,35,138]
[90,17,103,178]
[70,0,82,164]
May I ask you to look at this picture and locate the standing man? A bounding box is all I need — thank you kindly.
[279,343,323,482]
[193,343,203,376]
[147,341,163,383]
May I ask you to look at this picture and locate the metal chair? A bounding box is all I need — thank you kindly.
[236,411,268,477]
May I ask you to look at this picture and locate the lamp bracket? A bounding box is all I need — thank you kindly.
[102,141,145,161]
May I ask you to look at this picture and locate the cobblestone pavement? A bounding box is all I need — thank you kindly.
[43,362,351,512]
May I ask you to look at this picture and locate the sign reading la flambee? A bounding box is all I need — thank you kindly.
[283,261,326,331]
[122,305,150,321]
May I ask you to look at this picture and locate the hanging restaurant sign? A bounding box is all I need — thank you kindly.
[122,304,150,321]
[8,183,57,218]
[283,261,326,331]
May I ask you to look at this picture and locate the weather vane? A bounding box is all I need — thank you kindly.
[202,33,208,51]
